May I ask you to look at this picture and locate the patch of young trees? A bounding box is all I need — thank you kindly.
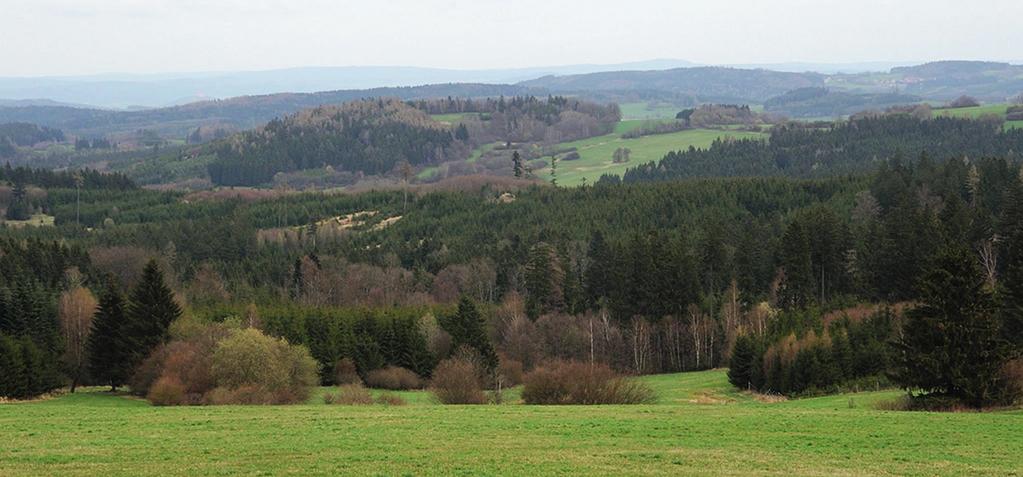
[618,115,1023,183]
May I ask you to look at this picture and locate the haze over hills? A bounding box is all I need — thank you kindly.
[1,59,991,110]
[0,60,697,109]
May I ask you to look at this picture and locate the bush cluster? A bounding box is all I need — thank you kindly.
[521,360,655,405]
[137,324,319,405]
[364,366,423,390]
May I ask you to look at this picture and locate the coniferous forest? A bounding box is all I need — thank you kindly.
[2,107,1023,409]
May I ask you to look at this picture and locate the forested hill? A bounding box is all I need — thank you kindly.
[207,96,620,187]
[519,67,826,103]
[616,115,1023,183]
[0,83,534,139]
[208,99,457,186]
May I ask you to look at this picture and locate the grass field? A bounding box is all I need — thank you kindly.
[1,213,55,228]
[539,127,767,186]
[933,104,1009,118]
[619,102,684,120]
[2,369,1020,476]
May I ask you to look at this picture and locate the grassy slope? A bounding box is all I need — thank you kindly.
[2,370,1020,476]
[540,126,767,186]
[933,104,1022,131]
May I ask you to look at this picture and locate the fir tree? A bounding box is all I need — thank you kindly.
[890,245,1015,407]
[124,260,181,363]
[443,297,498,374]
[87,280,132,390]
[512,150,523,178]
[727,335,756,390]
[0,334,26,398]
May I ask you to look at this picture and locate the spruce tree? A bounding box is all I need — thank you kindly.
[124,260,181,364]
[512,151,523,178]
[890,244,1013,407]
[444,297,498,375]
[88,280,132,390]
[998,174,1023,348]
[0,334,26,398]
[727,335,756,390]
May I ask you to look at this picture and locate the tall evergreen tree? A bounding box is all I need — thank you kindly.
[443,297,498,374]
[124,260,181,364]
[87,280,132,390]
[0,334,26,398]
[727,335,756,390]
[890,245,1016,407]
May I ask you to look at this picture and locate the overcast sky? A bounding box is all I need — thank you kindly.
[2,0,1021,77]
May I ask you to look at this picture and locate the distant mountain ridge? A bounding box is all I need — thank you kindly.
[0,60,697,109]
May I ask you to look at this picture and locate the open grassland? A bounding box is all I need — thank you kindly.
[1,213,55,228]
[539,127,767,186]
[619,102,684,120]
[933,104,1009,118]
[2,369,1021,476]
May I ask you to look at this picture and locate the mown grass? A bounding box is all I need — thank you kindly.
[539,128,767,186]
[2,369,1020,476]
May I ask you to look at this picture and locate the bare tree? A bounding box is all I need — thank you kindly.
[59,286,98,392]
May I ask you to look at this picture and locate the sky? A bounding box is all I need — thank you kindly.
[2,0,1022,77]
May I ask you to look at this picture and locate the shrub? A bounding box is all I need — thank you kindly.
[147,376,186,406]
[522,361,655,405]
[364,366,423,390]
[376,392,407,406]
[497,357,524,387]
[206,385,275,405]
[324,383,374,405]
[334,357,362,385]
[210,328,319,404]
[430,357,486,404]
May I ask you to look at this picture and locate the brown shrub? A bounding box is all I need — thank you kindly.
[497,357,524,386]
[364,366,423,390]
[333,358,362,385]
[376,392,407,406]
[324,384,374,405]
[206,385,275,405]
[147,376,186,406]
[430,357,486,404]
[522,360,655,405]
[999,359,1023,405]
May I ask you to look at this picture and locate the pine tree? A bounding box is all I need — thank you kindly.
[727,335,756,390]
[88,280,132,390]
[124,260,181,364]
[443,297,498,374]
[890,244,1015,407]
[512,151,523,178]
[0,334,26,398]
[998,174,1023,348]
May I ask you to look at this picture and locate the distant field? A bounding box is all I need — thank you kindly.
[619,102,683,120]
[1,213,55,228]
[2,369,1020,476]
[429,112,476,124]
[933,104,1009,118]
[539,127,767,186]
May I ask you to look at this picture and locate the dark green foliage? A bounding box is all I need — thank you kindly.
[0,334,27,398]
[620,115,1023,183]
[732,308,897,396]
[441,297,498,374]
[88,280,134,390]
[124,260,181,365]
[0,122,64,147]
[202,304,438,384]
[890,245,1019,407]
[0,163,134,190]
[727,334,757,390]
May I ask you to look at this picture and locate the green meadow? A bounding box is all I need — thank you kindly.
[538,126,767,186]
[2,369,1020,476]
